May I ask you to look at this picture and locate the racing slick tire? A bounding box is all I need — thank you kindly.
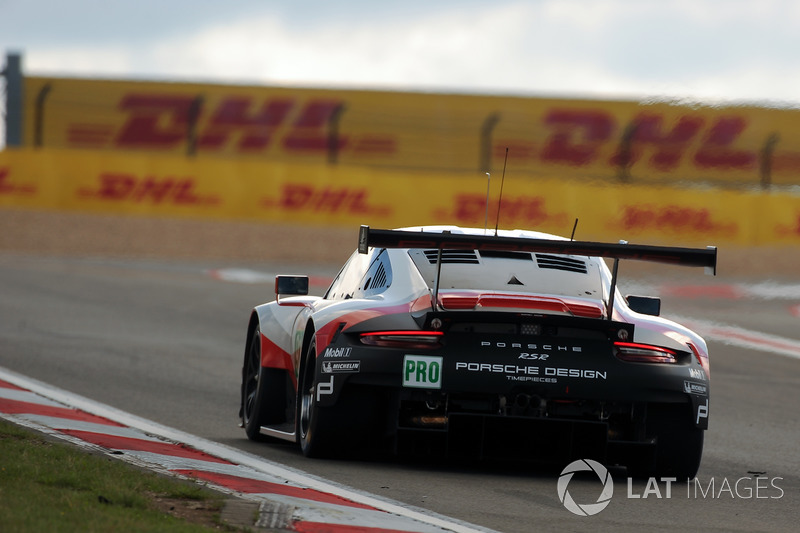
[298,335,388,458]
[654,425,704,480]
[298,337,346,457]
[241,325,286,441]
[632,404,704,480]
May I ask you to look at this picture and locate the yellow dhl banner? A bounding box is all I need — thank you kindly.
[2,148,800,247]
[23,76,800,188]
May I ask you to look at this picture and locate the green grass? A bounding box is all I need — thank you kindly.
[0,418,239,532]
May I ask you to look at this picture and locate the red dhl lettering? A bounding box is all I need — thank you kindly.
[499,110,757,171]
[448,194,567,226]
[78,173,220,205]
[622,205,737,235]
[264,184,390,215]
[111,94,393,155]
[198,97,294,150]
[116,95,196,147]
[0,167,36,195]
[773,213,800,238]
[693,116,756,169]
[788,214,800,236]
[282,100,346,151]
[541,109,615,166]
[608,113,704,171]
[79,94,758,172]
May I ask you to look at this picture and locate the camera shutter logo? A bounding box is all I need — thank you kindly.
[557,459,614,516]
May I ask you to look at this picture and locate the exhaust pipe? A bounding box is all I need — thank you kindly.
[515,394,531,409]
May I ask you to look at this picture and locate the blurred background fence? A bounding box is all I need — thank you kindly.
[8,64,800,190]
[3,52,800,247]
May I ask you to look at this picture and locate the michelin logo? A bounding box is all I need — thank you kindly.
[684,381,707,395]
[322,360,361,373]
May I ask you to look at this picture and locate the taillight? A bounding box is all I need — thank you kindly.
[360,331,443,349]
[687,342,710,378]
[614,342,677,364]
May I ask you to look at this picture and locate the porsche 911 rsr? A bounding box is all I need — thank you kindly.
[239,226,715,479]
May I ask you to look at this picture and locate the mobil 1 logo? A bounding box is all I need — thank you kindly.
[403,355,443,389]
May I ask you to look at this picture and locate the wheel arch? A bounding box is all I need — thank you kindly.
[298,318,317,379]
[239,311,262,420]
[245,311,261,362]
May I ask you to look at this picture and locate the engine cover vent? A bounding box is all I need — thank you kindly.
[423,249,480,264]
[535,254,588,274]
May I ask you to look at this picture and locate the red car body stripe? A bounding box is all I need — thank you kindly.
[260,332,293,371]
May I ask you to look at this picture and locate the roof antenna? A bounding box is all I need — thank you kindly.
[570,218,579,241]
[494,147,509,236]
[484,172,491,234]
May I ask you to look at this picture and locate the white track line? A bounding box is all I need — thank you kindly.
[670,315,800,360]
[0,366,495,533]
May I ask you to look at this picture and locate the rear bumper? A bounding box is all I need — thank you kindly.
[317,344,710,431]
[398,413,611,464]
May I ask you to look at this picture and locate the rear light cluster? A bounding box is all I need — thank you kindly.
[688,342,710,378]
[613,342,678,364]
[359,331,443,349]
[438,294,603,318]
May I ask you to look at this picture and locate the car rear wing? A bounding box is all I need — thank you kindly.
[358,225,717,318]
[359,226,717,273]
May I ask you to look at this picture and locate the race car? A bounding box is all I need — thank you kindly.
[239,225,715,479]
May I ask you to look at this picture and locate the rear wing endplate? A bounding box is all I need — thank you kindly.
[358,225,717,275]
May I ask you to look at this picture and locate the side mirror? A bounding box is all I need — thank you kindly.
[626,295,661,316]
[275,275,309,297]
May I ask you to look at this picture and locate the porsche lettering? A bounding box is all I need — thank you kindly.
[480,341,582,352]
[455,362,606,380]
[456,362,540,375]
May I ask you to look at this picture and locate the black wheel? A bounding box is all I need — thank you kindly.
[241,325,285,441]
[298,337,343,457]
[645,404,704,480]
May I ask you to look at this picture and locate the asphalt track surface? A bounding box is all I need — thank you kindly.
[1,250,799,532]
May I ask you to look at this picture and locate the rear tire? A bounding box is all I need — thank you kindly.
[298,337,345,457]
[241,325,285,441]
[645,404,704,480]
